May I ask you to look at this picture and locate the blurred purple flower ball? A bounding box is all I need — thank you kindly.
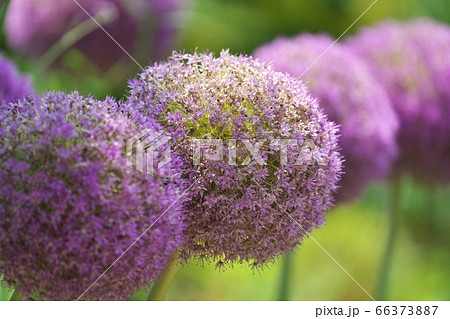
[255,34,399,202]
[346,19,450,185]
[127,50,343,267]
[0,92,185,300]
[0,53,33,104]
[5,0,182,70]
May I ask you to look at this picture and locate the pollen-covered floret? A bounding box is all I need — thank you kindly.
[127,50,343,267]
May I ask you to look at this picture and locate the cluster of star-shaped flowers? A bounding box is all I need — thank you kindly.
[0,92,185,300]
[127,50,343,268]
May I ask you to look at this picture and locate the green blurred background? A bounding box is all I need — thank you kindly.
[0,0,449,301]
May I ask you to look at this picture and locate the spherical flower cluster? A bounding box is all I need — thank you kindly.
[0,53,33,104]
[0,92,185,300]
[5,0,181,70]
[255,34,399,202]
[345,19,450,185]
[127,50,342,267]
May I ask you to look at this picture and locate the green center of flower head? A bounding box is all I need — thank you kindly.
[163,98,260,139]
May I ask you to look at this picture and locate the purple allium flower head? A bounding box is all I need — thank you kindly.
[0,92,185,300]
[0,53,33,104]
[127,50,342,267]
[5,0,181,70]
[345,19,450,185]
[255,34,399,202]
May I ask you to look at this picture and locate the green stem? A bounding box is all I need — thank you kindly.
[427,185,437,233]
[0,0,10,49]
[146,257,180,301]
[277,254,293,301]
[10,289,25,301]
[35,7,116,74]
[376,177,401,300]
